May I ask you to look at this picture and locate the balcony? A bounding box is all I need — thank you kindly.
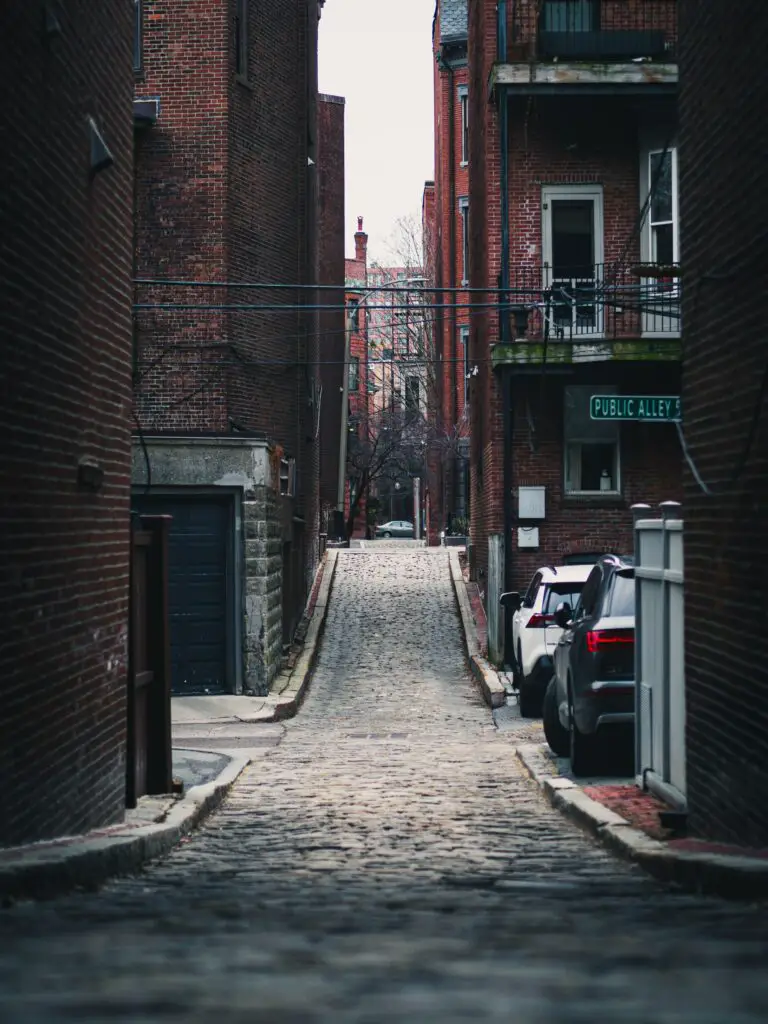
[493,261,681,368]
[493,0,678,94]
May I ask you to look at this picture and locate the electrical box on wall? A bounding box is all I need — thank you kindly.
[518,486,546,520]
[518,527,540,549]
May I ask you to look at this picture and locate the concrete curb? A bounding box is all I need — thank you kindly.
[270,549,338,721]
[516,743,768,900]
[448,549,506,710]
[0,753,250,903]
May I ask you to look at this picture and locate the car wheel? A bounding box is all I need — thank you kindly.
[568,687,601,777]
[383,531,391,538]
[517,681,541,718]
[542,676,569,756]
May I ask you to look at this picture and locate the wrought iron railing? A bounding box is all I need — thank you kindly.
[505,0,678,62]
[503,262,681,342]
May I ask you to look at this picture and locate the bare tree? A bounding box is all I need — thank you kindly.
[345,405,428,540]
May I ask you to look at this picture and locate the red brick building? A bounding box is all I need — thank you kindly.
[317,94,347,535]
[427,1,472,542]
[462,0,682,660]
[678,0,768,846]
[132,0,333,695]
[0,1,134,844]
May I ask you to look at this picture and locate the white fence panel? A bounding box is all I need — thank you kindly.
[634,503,686,808]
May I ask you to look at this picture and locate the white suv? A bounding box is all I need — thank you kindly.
[509,564,593,717]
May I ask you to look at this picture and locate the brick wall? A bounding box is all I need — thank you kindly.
[508,368,682,591]
[467,0,680,598]
[317,95,346,516]
[0,0,134,844]
[679,0,768,846]
[134,0,322,619]
[430,7,472,537]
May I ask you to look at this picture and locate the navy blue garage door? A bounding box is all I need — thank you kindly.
[134,495,231,696]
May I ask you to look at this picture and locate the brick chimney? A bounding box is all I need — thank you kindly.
[354,216,368,265]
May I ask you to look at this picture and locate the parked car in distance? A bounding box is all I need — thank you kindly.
[374,520,415,539]
[543,554,635,776]
[502,564,592,717]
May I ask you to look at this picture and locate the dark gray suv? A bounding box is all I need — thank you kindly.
[543,554,635,776]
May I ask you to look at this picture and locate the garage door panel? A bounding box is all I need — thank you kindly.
[134,495,231,696]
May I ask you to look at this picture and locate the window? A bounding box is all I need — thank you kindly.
[564,385,620,495]
[542,583,586,615]
[522,572,543,609]
[607,570,635,617]
[460,325,470,405]
[348,299,360,332]
[405,376,420,419]
[235,0,248,78]
[542,185,604,337]
[459,197,469,285]
[542,0,598,33]
[348,356,359,392]
[133,0,142,71]
[279,458,295,497]
[574,565,602,620]
[459,87,469,165]
[649,149,678,265]
[641,144,680,334]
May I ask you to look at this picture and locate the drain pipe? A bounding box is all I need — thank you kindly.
[498,3,514,655]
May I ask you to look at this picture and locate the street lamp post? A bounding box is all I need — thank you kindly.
[336,276,427,539]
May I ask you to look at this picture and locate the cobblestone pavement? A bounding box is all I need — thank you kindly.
[1,550,768,1023]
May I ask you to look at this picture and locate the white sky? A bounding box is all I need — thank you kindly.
[319,0,436,263]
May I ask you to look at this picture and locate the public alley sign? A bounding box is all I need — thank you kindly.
[590,395,681,423]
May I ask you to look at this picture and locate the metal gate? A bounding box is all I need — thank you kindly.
[634,501,686,809]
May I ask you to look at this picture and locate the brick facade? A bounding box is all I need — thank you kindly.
[317,95,346,524]
[132,0,326,692]
[465,0,682,644]
[0,0,134,844]
[678,0,768,846]
[428,2,471,542]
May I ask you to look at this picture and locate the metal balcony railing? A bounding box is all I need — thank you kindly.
[503,0,678,63]
[504,262,681,342]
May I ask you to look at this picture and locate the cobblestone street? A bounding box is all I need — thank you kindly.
[1,549,767,1022]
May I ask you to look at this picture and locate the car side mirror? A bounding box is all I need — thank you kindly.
[554,601,572,629]
[500,591,521,611]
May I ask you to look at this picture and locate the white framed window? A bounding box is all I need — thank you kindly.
[460,325,470,405]
[458,86,469,165]
[348,356,360,392]
[459,197,469,285]
[564,385,620,495]
[542,185,604,338]
[639,142,680,335]
[279,457,296,497]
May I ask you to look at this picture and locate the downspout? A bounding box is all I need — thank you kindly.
[438,46,457,524]
[498,2,515,660]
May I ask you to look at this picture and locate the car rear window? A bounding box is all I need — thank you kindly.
[542,583,586,615]
[608,571,635,616]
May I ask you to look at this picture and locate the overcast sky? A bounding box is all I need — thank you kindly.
[319,0,436,263]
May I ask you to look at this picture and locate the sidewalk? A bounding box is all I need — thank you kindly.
[448,548,507,709]
[0,551,337,903]
[173,547,337,729]
[518,741,768,899]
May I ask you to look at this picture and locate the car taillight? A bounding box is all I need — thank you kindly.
[526,613,554,628]
[586,629,634,653]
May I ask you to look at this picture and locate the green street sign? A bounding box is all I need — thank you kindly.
[590,395,681,422]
